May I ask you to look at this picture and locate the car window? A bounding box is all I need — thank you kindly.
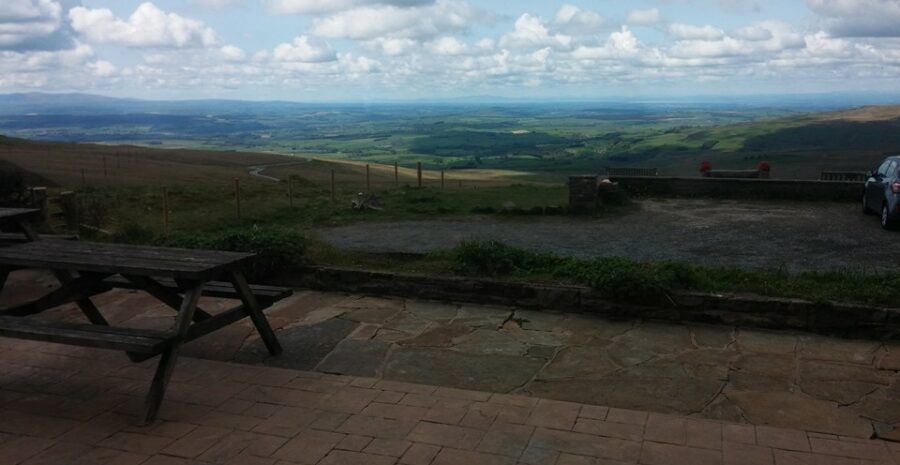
[878,160,892,176]
[890,161,899,178]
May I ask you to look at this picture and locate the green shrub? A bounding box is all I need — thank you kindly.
[554,257,672,301]
[447,241,679,301]
[162,227,306,281]
[450,240,560,276]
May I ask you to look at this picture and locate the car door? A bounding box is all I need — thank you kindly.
[869,160,893,210]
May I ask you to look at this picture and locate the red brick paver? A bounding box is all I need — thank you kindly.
[0,342,896,465]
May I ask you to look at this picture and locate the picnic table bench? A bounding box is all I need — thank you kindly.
[0,208,41,238]
[0,208,291,423]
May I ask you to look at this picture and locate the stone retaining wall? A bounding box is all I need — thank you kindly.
[285,266,900,339]
[567,175,599,210]
[609,176,861,202]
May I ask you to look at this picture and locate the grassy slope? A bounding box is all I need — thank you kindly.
[0,135,547,189]
[0,135,572,239]
[624,105,900,178]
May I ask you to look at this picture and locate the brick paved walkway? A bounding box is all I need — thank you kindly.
[1,339,898,465]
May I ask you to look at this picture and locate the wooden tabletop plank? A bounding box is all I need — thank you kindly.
[0,208,40,225]
[0,240,254,280]
[7,240,251,264]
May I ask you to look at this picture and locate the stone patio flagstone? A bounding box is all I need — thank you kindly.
[2,269,900,460]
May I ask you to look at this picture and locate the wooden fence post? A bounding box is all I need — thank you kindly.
[366,164,371,192]
[441,171,445,189]
[394,162,399,188]
[59,191,78,229]
[331,169,336,203]
[458,180,463,189]
[234,178,242,220]
[417,162,422,188]
[103,156,108,178]
[163,187,170,236]
[81,168,86,187]
[30,187,49,223]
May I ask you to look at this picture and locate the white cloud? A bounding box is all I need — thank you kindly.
[311,0,483,40]
[0,41,106,89]
[808,0,900,37]
[427,36,468,55]
[669,23,725,41]
[732,25,773,41]
[553,4,606,35]
[263,0,434,15]
[338,53,380,74]
[5,0,900,98]
[667,21,805,59]
[272,35,337,62]
[88,59,116,77]
[571,26,641,60]
[69,2,219,48]
[626,8,662,26]
[0,0,63,49]
[189,0,246,9]
[500,14,572,51]
[220,44,247,61]
[361,37,418,56]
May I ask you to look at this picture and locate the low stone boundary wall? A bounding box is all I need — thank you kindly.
[609,176,861,202]
[285,266,900,339]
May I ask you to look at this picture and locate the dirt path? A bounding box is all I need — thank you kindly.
[247,160,310,182]
[316,199,900,272]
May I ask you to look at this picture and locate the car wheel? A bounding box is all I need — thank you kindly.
[882,204,896,230]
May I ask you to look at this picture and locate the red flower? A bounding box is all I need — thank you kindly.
[699,160,712,173]
[758,161,771,172]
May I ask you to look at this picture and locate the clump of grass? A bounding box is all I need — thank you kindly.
[161,227,306,281]
[447,240,562,276]
[437,240,900,306]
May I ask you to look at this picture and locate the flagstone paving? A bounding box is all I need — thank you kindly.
[1,339,899,465]
[2,269,900,450]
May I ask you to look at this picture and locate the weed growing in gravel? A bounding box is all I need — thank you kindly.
[440,240,900,306]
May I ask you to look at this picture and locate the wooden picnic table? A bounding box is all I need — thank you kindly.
[0,221,287,423]
[0,208,41,240]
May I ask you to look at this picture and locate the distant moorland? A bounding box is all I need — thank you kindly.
[1,93,900,179]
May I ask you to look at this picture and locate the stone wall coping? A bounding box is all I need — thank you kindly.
[610,175,861,186]
[284,266,900,339]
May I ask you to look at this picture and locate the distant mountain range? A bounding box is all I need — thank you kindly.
[3,91,900,114]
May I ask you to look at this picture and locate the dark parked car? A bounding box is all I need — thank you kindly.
[863,155,900,229]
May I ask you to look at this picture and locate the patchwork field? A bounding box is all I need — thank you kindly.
[4,93,899,180]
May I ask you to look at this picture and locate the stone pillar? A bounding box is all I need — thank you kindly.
[568,175,598,211]
[30,187,49,223]
[58,191,78,229]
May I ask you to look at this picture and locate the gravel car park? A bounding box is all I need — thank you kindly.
[319,198,900,272]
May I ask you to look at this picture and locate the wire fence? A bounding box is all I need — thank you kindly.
[17,160,521,238]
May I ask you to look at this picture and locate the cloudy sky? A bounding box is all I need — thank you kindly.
[2,0,900,100]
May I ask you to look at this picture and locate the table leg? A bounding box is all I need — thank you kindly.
[123,275,212,322]
[15,219,108,324]
[51,271,109,325]
[0,267,9,296]
[17,221,38,241]
[230,270,282,356]
[143,283,203,424]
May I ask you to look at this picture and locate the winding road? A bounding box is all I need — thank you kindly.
[247,160,310,182]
